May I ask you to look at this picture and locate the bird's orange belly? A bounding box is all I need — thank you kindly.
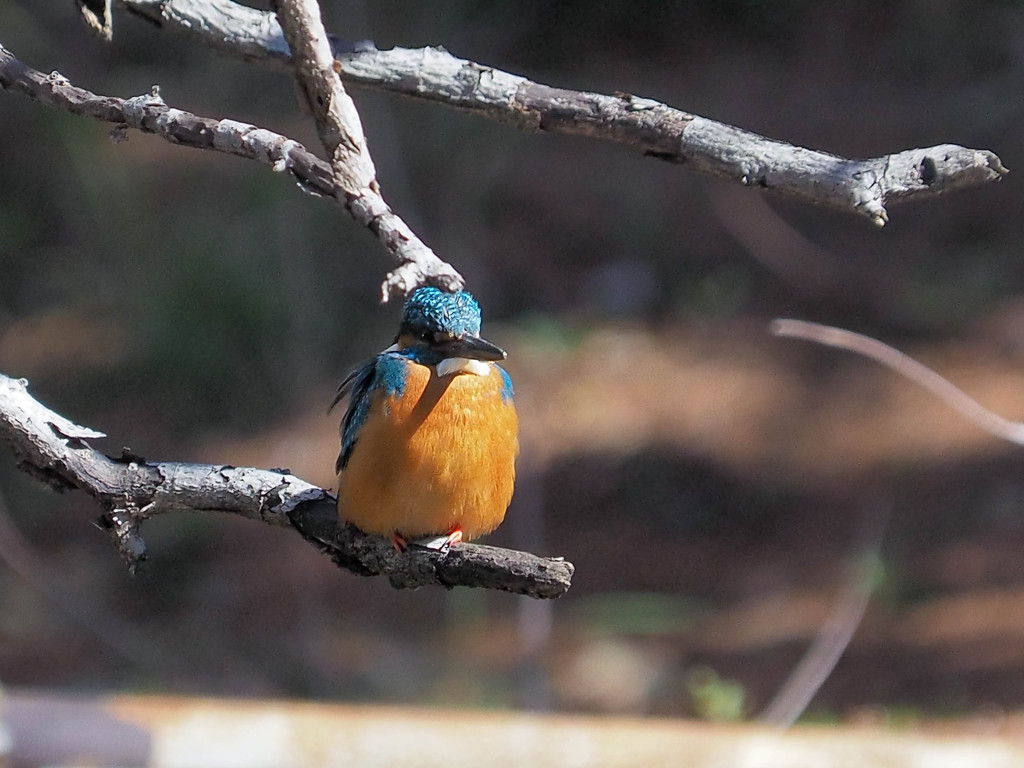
[338,362,518,541]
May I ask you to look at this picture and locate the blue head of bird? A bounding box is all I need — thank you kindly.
[396,287,506,366]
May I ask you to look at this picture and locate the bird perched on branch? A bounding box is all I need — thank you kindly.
[332,287,518,550]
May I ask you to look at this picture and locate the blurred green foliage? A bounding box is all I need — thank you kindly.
[571,592,709,637]
[687,664,748,721]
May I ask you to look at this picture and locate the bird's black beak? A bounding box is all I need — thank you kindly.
[436,334,506,361]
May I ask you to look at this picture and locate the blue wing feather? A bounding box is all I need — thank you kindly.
[331,352,411,473]
[496,364,514,402]
[332,360,376,473]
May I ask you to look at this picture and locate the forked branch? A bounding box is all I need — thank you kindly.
[0,42,461,299]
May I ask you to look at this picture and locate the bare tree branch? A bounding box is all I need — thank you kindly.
[0,373,574,599]
[0,42,462,299]
[0,483,179,670]
[771,319,1024,447]
[760,499,888,727]
[271,0,461,298]
[76,0,113,39]
[116,0,1008,226]
[272,0,374,189]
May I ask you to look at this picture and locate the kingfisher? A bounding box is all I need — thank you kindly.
[332,287,518,551]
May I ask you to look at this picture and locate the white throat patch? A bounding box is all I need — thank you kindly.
[437,357,490,378]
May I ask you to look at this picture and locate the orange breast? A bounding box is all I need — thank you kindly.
[337,361,518,541]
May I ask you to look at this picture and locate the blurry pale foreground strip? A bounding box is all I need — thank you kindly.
[5,691,1024,768]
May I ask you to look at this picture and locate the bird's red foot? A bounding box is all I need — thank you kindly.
[445,528,463,547]
[407,527,464,552]
[390,533,409,552]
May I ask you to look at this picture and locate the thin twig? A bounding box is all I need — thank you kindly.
[771,319,1024,446]
[115,0,1008,226]
[0,482,180,670]
[0,373,573,598]
[760,499,889,727]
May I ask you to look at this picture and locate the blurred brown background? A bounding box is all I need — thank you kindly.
[2,0,1024,726]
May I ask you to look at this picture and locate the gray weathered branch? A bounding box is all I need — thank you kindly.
[0,42,462,298]
[273,0,376,191]
[115,0,1007,225]
[272,0,462,298]
[0,373,573,599]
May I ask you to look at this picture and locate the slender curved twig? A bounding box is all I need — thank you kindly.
[760,499,889,727]
[0,482,181,669]
[771,319,1024,446]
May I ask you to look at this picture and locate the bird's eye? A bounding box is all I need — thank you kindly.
[418,330,432,342]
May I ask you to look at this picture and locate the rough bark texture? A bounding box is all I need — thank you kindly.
[272,0,376,191]
[76,0,113,39]
[274,0,464,298]
[116,0,1008,226]
[0,374,573,598]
